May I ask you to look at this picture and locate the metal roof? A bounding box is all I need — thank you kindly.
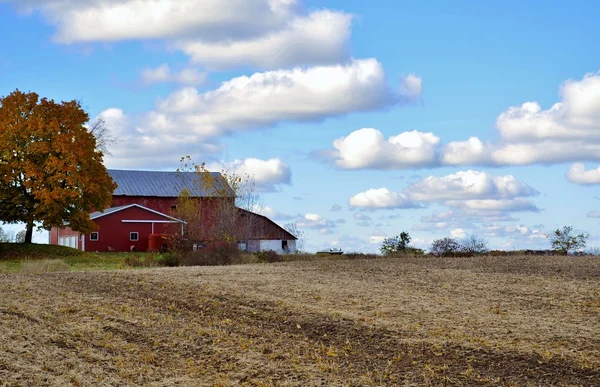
[90,204,131,219]
[107,169,234,198]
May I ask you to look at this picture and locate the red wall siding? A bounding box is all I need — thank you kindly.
[83,207,183,252]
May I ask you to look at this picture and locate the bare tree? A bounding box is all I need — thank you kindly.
[459,235,489,255]
[284,222,306,252]
[88,116,117,155]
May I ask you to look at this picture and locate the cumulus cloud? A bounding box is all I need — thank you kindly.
[331,204,342,212]
[398,73,422,103]
[98,108,222,169]
[587,211,600,218]
[349,188,420,209]
[331,128,439,170]
[15,0,297,43]
[450,228,467,239]
[140,64,206,86]
[9,0,356,71]
[154,59,400,137]
[102,59,407,168]
[442,71,600,168]
[297,213,341,234]
[177,10,352,70]
[207,158,291,192]
[404,170,538,201]
[566,163,600,185]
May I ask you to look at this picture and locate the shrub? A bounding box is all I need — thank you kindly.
[124,255,159,268]
[430,238,461,257]
[181,243,240,266]
[157,253,181,267]
[256,250,282,263]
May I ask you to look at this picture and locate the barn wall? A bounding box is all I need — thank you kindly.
[50,226,80,250]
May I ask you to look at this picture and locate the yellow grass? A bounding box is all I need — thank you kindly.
[0,255,599,385]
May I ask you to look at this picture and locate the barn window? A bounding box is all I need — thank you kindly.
[171,204,177,210]
[90,232,99,241]
[130,232,139,241]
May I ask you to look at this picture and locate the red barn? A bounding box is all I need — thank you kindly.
[50,169,297,253]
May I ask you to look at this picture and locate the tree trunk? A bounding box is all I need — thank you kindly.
[25,220,34,244]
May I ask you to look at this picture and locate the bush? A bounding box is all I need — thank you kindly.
[256,250,282,263]
[181,243,240,266]
[157,253,181,267]
[430,238,461,257]
[124,254,159,268]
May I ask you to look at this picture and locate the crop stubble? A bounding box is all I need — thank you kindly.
[0,256,599,386]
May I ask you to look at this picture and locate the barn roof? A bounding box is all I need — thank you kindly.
[107,169,234,198]
[90,203,184,222]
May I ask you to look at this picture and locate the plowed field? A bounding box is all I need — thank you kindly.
[1,256,599,386]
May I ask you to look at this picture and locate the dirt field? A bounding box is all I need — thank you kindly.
[1,256,599,386]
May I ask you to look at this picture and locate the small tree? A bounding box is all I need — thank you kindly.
[547,226,588,255]
[430,237,460,257]
[459,235,488,255]
[0,226,9,243]
[380,231,412,255]
[15,229,26,243]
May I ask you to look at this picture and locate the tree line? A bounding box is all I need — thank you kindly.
[381,226,591,256]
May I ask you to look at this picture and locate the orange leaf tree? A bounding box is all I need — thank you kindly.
[0,90,116,243]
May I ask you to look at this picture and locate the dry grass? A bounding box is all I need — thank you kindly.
[0,255,598,386]
[20,259,71,273]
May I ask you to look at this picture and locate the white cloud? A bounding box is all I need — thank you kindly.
[332,128,438,170]
[349,188,420,209]
[99,108,222,169]
[398,73,422,103]
[141,64,206,86]
[177,10,352,70]
[207,158,291,192]
[103,59,406,168]
[450,228,467,239]
[441,137,493,166]
[18,0,297,44]
[353,213,372,221]
[154,59,400,137]
[297,213,341,234]
[444,198,539,212]
[566,163,600,185]
[405,170,538,201]
[369,235,386,245]
[482,224,546,241]
[587,211,600,218]
[258,206,298,221]
[11,0,355,71]
[442,71,600,168]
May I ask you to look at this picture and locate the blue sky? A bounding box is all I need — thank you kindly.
[1,0,600,251]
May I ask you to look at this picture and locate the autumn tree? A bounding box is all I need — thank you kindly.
[0,90,116,243]
[174,156,261,247]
